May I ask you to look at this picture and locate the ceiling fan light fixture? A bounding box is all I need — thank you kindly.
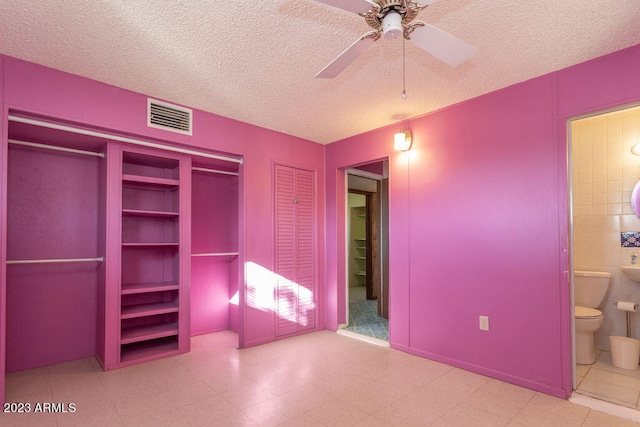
[382,11,403,40]
[312,0,477,78]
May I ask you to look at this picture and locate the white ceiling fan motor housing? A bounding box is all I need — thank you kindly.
[382,11,403,40]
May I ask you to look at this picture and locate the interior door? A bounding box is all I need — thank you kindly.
[274,164,316,336]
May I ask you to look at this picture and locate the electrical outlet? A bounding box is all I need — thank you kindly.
[479,315,489,331]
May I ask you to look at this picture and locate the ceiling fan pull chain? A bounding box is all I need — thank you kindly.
[401,35,408,99]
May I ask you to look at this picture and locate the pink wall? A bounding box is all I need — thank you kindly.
[0,55,325,401]
[325,44,640,398]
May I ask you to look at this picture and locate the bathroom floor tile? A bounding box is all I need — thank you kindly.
[594,352,640,378]
[576,364,592,377]
[576,350,640,410]
[585,366,640,390]
[578,377,639,408]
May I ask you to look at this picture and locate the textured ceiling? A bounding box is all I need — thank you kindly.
[1,0,639,144]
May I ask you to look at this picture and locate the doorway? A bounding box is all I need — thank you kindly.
[570,105,640,410]
[343,162,389,342]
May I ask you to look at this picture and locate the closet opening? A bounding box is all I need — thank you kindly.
[5,119,109,374]
[342,161,389,343]
[1,112,245,404]
[190,157,241,338]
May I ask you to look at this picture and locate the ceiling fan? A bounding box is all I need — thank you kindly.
[314,0,477,78]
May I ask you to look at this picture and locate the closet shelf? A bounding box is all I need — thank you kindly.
[355,271,366,276]
[354,238,366,241]
[122,242,179,247]
[122,174,179,188]
[355,256,366,260]
[120,339,180,364]
[122,209,178,218]
[121,302,179,319]
[120,322,179,345]
[121,282,180,295]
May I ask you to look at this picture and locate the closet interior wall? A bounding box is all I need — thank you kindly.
[191,164,240,336]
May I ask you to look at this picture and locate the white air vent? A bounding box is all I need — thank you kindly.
[147,98,192,135]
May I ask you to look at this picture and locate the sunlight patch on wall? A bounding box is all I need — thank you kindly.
[245,261,314,326]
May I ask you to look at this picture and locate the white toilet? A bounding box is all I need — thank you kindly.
[575,270,611,365]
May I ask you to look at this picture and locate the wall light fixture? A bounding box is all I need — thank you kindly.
[394,130,412,151]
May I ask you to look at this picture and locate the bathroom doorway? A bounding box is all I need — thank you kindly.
[343,162,389,342]
[570,104,640,410]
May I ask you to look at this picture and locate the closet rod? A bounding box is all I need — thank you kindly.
[191,252,239,257]
[192,167,239,177]
[7,257,104,265]
[8,115,244,165]
[8,139,105,158]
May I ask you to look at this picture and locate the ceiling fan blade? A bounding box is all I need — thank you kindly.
[409,23,477,67]
[312,0,374,14]
[315,32,379,78]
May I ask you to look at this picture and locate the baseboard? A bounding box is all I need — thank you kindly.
[391,343,569,399]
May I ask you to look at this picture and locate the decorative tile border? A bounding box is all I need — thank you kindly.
[621,232,640,247]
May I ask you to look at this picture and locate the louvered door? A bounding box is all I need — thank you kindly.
[275,165,315,337]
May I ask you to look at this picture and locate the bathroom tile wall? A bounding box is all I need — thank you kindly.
[572,105,640,350]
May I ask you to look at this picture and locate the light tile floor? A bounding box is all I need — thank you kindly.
[577,350,640,410]
[3,331,639,426]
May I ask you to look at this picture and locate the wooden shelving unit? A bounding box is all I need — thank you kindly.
[119,150,183,365]
[353,207,367,283]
